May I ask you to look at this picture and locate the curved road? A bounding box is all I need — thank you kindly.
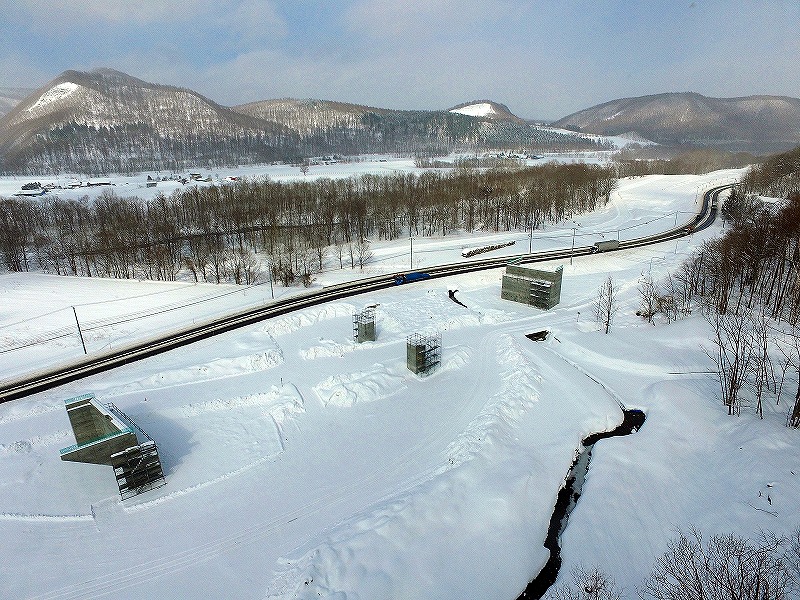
[0,184,731,403]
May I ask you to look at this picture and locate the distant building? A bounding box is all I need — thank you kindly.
[501,264,563,309]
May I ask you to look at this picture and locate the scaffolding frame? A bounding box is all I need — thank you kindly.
[105,402,166,500]
[406,332,442,375]
[353,307,377,343]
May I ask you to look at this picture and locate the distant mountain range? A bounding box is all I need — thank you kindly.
[0,69,598,175]
[554,92,800,154]
[2,69,799,175]
[0,87,34,119]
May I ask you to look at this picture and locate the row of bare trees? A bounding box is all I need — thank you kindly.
[0,163,616,286]
[613,147,758,178]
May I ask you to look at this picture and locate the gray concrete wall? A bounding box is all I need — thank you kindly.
[61,395,137,465]
[501,264,563,309]
[60,431,138,465]
[357,320,376,342]
[66,400,119,445]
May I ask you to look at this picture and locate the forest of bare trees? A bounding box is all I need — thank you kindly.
[549,527,800,600]
[0,163,616,287]
[738,146,800,199]
[635,161,800,423]
[613,147,758,178]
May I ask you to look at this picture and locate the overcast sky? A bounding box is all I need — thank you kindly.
[2,0,798,120]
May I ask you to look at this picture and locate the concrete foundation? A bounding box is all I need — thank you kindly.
[501,264,563,309]
[406,332,441,375]
[60,394,138,465]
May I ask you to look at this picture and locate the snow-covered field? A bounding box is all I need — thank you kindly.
[2,169,798,600]
[0,150,628,203]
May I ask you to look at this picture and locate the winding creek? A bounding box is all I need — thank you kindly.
[516,408,647,599]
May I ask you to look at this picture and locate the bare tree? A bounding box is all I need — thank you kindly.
[334,239,346,269]
[547,566,620,600]
[642,528,794,600]
[781,325,800,428]
[704,308,756,416]
[638,274,659,324]
[748,310,774,419]
[595,276,617,334]
[355,238,373,270]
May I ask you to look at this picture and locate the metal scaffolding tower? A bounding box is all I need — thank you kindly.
[106,402,166,500]
[406,332,442,375]
[353,307,377,343]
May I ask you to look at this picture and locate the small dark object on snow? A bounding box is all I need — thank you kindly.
[448,289,468,308]
[526,330,549,342]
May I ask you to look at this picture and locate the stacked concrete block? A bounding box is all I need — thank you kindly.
[501,264,563,309]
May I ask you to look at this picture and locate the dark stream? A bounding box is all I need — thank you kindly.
[516,408,646,599]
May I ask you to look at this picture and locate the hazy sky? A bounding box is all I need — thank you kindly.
[2,0,798,119]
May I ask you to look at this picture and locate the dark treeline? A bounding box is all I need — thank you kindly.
[681,192,800,420]
[688,189,800,320]
[0,163,616,286]
[3,122,295,176]
[613,147,759,177]
[738,145,800,198]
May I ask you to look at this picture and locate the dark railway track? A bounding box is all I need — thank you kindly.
[0,184,732,403]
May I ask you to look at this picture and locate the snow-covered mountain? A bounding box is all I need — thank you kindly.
[553,92,800,153]
[0,69,297,174]
[0,69,602,175]
[0,87,34,118]
[448,100,525,123]
[232,97,590,157]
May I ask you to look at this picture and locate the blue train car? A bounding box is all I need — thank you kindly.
[393,272,431,285]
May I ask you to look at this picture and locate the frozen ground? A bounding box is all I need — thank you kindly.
[1,170,798,600]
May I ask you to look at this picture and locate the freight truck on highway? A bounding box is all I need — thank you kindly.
[592,240,620,253]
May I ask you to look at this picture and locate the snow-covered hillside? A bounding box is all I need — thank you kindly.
[450,102,498,117]
[2,171,798,600]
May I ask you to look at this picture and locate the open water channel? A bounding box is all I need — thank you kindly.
[516,408,647,599]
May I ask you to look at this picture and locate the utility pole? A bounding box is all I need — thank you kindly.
[73,306,87,355]
[410,237,413,270]
[570,227,576,265]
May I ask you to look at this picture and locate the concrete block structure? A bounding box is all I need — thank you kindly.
[406,332,441,375]
[60,394,138,465]
[353,307,377,343]
[60,394,165,499]
[501,264,563,309]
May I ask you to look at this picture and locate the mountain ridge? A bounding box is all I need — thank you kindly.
[5,69,799,174]
[553,91,800,153]
[0,68,601,174]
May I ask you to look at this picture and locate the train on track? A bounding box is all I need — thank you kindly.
[393,272,431,285]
